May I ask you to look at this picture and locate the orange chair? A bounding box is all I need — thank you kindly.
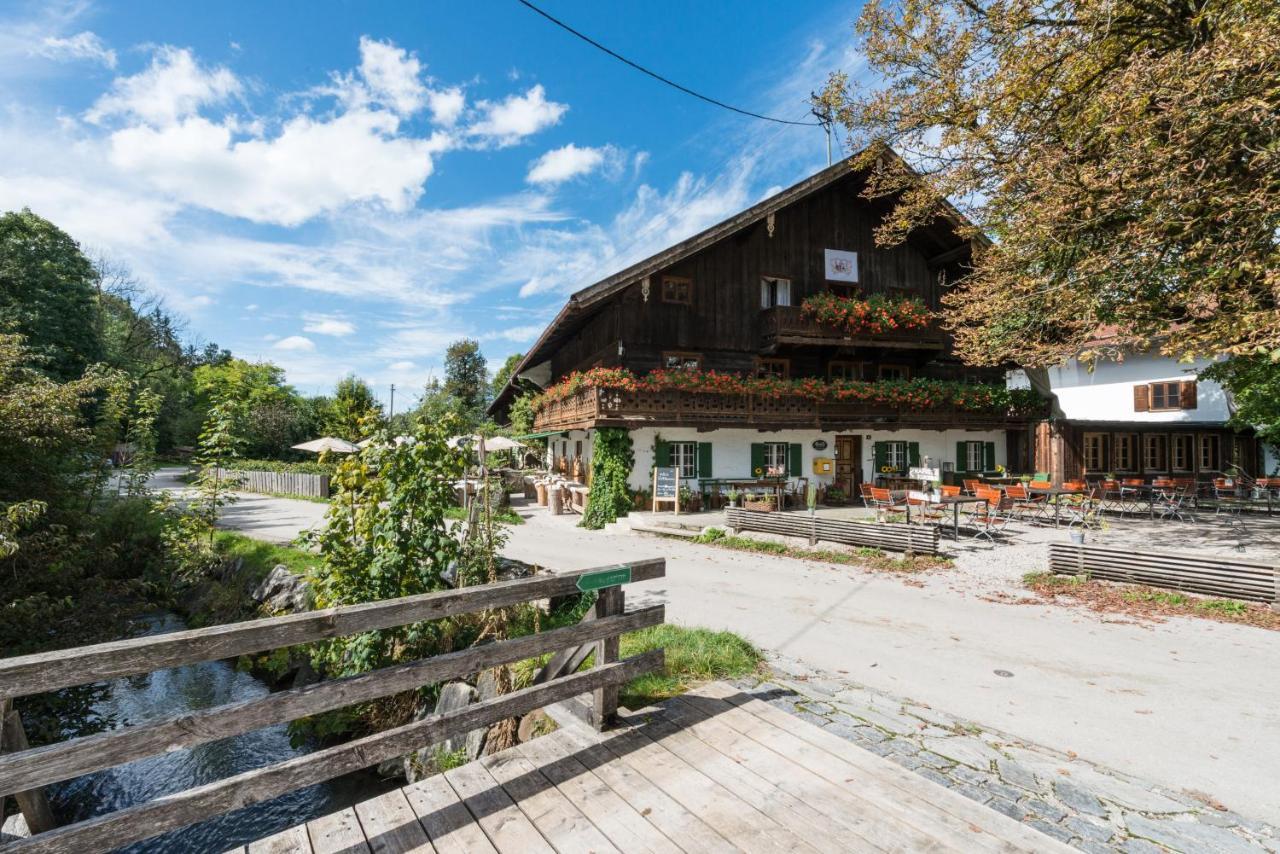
[940,485,961,497]
[1029,479,1052,490]
[963,479,980,495]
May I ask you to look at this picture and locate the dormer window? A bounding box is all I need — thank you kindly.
[760,276,791,308]
[662,351,702,371]
[662,276,692,305]
[756,358,789,379]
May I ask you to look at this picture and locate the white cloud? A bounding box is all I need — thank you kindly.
[87,46,241,126]
[469,85,567,147]
[354,37,426,115]
[34,31,116,68]
[487,324,543,343]
[527,143,619,186]
[427,86,465,126]
[274,335,316,352]
[389,360,415,371]
[304,314,356,336]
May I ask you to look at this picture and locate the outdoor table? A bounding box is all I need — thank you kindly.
[931,494,988,539]
[1028,486,1085,526]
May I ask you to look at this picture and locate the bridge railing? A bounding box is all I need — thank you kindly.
[0,559,666,854]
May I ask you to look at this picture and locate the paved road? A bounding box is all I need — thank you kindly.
[151,467,328,544]
[189,476,1280,821]
[503,509,1280,823]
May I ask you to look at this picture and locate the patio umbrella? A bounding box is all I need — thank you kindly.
[448,434,524,452]
[291,437,359,454]
[356,435,414,448]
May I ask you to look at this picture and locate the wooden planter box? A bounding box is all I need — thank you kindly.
[743,496,777,513]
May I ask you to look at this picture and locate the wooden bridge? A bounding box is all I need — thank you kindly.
[0,558,1067,853]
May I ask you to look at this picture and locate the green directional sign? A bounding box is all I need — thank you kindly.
[576,566,632,592]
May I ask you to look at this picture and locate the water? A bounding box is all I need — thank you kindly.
[51,613,396,853]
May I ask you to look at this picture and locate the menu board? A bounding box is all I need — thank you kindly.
[654,466,679,499]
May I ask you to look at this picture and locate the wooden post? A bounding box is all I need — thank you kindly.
[651,467,657,513]
[592,586,624,730]
[674,470,680,517]
[2,702,58,835]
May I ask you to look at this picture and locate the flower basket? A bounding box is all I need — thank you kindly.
[744,494,777,513]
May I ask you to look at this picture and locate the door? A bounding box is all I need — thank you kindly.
[835,435,861,498]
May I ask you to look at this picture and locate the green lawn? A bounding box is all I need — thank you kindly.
[443,505,525,525]
[617,624,762,710]
[213,530,317,580]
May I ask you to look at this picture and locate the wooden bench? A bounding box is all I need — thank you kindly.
[725,508,939,555]
[1048,543,1279,609]
[0,560,666,854]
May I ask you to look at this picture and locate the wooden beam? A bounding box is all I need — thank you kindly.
[592,588,624,730]
[0,607,664,798]
[1,707,57,836]
[926,243,972,268]
[3,651,663,854]
[0,559,665,700]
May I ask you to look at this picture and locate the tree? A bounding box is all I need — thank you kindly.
[0,209,105,380]
[186,397,243,550]
[817,0,1280,367]
[325,375,381,441]
[490,353,523,400]
[1200,356,1280,465]
[443,339,488,429]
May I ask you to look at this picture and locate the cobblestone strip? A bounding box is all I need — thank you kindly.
[732,659,1278,854]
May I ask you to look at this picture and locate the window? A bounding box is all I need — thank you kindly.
[828,283,861,298]
[661,276,692,305]
[662,351,702,371]
[763,442,789,476]
[1143,434,1168,471]
[1150,382,1182,411]
[1171,434,1193,472]
[575,440,583,459]
[963,441,985,473]
[1114,433,1137,471]
[828,360,862,381]
[760,276,791,308]
[1083,433,1110,472]
[669,441,697,479]
[756,358,789,379]
[878,364,911,381]
[1199,434,1220,471]
[884,441,908,472]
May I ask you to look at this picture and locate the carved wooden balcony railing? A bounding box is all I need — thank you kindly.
[760,305,950,351]
[533,386,1047,433]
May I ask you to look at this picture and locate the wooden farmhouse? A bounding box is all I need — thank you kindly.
[490,151,1050,500]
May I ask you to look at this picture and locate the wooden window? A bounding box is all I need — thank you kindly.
[1083,432,1110,472]
[762,442,789,476]
[760,276,791,308]
[1149,382,1182,411]
[669,441,698,479]
[1143,434,1168,471]
[1171,434,1193,472]
[1198,434,1220,471]
[661,351,702,371]
[1113,433,1137,471]
[828,360,862,381]
[661,276,692,305]
[1136,380,1198,411]
[828,283,861,298]
[755,358,789,379]
[878,364,911,381]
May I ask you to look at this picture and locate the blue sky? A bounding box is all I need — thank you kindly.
[0,0,869,405]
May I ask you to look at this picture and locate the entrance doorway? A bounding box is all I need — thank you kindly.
[835,435,861,499]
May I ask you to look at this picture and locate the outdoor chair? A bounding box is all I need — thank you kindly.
[904,494,945,527]
[868,487,906,523]
[1151,485,1194,522]
[1005,484,1047,523]
[1063,480,1085,492]
[969,487,1013,543]
[963,479,981,495]
[1029,479,1052,490]
[1033,471,1050,481]
[940,485,961,498]
[859,483,876,506]
[1064,489,1104,531]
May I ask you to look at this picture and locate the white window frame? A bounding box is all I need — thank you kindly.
[763,442,788,476]
[670,441,698,479]
[885,441,908,473]
[1083,433,1107,472]
[760,276,792,309]
[1199,434,1220,472]
[964,441,985,473]
[1171,434,1193,472]
[1114,433,1136,472]
[1143,434,1168,472]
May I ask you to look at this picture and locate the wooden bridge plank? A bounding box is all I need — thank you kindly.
[402,775,497,854]
[0,606,665,798]
[246,824,311,854]
[551,726,737,854]
[2,653,661,854]
[0,559,666,699]
[307,807,368,854]
[353,789,433,854]
[480,750,619,854]
[443,761,555,854]
[516,730,682,854]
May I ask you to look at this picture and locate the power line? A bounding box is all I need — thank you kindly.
[515,0,821,127]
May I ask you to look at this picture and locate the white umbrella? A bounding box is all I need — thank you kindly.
[449,434,524,452]
[292,437,359,454]
[356,435,414,448]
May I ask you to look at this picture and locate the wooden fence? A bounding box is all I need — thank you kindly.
[0,559,666,854]
[1048,543,1279,607]
[724,508,940,555]
[219,468,330,498]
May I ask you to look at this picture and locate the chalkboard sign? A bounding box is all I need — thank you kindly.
[654,466,679,498]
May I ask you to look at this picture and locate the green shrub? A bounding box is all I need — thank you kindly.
[225,458,335,475]
[581,428,634,530]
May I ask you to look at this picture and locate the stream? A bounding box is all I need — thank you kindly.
[49,613,397,853]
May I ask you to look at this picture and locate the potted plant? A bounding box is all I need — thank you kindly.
[930,479,943,502]
[744,492,777,512]
[825,485,846,506]
[726,486,741,508]
[678,485,701,512]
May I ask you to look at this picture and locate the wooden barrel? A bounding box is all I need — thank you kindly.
[536,482,548,505]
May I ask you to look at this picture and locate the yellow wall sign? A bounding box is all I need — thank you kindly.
[812,457,833,475]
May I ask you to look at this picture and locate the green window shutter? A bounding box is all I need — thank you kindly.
[788,443,802,477]
[956,441,968,473]
[908,442,920,468]
[697,442,713,478]
[750,443,765,477]
[655,440,670,467]
[983,441,996,471]
[873,442,887,474]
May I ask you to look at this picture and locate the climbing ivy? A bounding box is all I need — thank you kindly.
[580,428,634,530]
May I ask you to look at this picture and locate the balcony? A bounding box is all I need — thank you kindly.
[532,385,1046,433]
[760,305,949,351]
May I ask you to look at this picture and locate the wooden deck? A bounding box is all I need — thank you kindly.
[237,682,1069,853]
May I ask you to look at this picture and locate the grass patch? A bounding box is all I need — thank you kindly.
[617,624,763,710]
[214,530,317,580]
[443,506,525,525]
[692,527,950,573]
